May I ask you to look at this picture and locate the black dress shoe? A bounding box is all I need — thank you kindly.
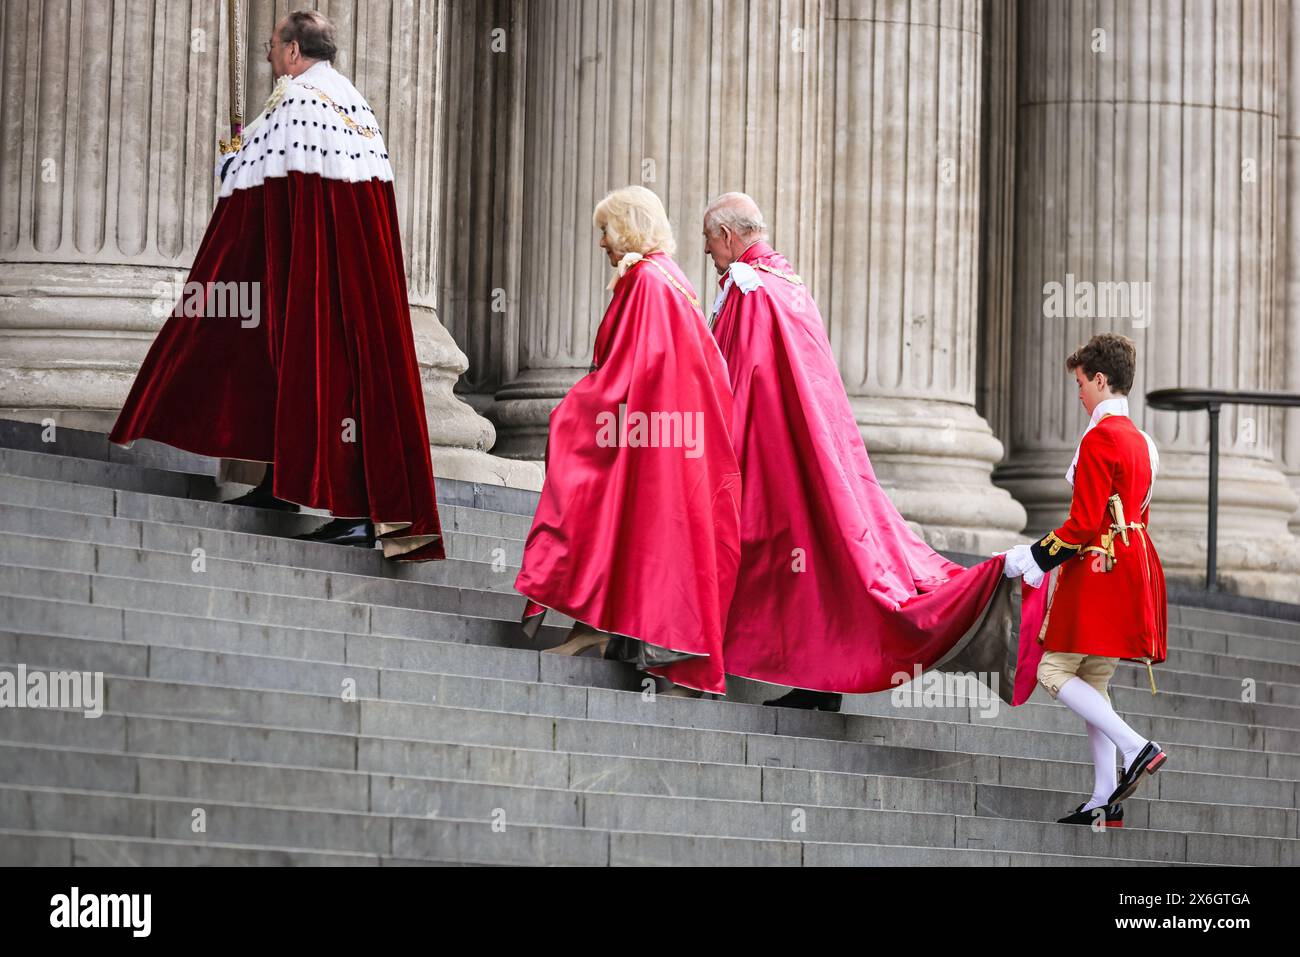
[223,484,299,512]
[1057,802,1124,828]
[1108,741,1168,805]
[292,518,376,548]
[762,688,842,712]
[224,463,298,512]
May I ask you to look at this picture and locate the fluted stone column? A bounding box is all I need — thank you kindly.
[0,0,223,429]
[436,0,525,419]
[491,0,824,459]
[0,0,533,486]
[977,0,1016,447]
[814,0,1026,553]
[1000,0,1300,596]
[1282,0,1300,531]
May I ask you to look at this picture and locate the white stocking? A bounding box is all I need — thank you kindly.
[1056,677,1149,770]
[1081,721,1117,811]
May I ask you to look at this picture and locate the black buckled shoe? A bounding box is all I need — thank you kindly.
[762,688,842,712]
[224,484,299,512]
[224,464,298,512]
[292,517,376,548]
[1108,741,1168,805]
[1057,802,1124,828]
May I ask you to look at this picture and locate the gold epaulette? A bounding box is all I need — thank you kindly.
[752,262,803,285]
[1039,530,1082,556]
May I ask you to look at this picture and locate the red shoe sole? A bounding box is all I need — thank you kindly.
[1105,820,1124,828]
[1146,752,1168,774]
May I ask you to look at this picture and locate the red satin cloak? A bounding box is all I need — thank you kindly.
[711,242,1008,693]
[515,253,742,694]
[109,171,444,560]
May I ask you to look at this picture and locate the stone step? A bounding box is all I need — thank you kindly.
[0,464,530,547]
[7,464,1296,667]
[0,593,572,665]
[0,497,527,569]
[9,584,1300,712]
[0,829,407,866]
[10,610,1298,724]
[0,780,1277,865]
[1122,657,1300,706]
[0,445,537,540]
[1164,603,1300,644]
[3,436,1296,644]
[6,695,1293,811]
[3,737,1293,840]
[0,527,526,608]
[10,599,1299,714]
[9,581,1300,713]
[0,560,569,642]
[3,506,1297,678]
[0,827,1184,868]
[5,454,1298,668]
[4,419,1281,642]
[5,568,1299,747]
[0,598,578,679]
[0,417,543,516]
[4,668,1296,806]
[1,417,1296,867]
[4,424,1297,639]
[7,624,1300,762]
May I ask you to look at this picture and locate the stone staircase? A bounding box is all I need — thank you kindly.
[0,418,1297,866]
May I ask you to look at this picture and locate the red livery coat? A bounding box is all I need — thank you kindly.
[1036,414,1167,663]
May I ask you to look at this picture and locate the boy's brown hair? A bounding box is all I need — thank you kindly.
[1066,333,1136,395]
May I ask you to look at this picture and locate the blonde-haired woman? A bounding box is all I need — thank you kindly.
[593,183,677,261]
[515,186,741,697]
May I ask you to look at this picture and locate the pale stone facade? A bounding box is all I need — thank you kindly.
[3,0,1299,596]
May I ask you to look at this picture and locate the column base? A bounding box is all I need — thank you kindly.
[0,263,538,489]
[850,396,1028,555]
[487,366,586,460]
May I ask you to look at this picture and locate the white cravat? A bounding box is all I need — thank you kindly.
[1065,396,1160,511]
[708,261,763,328]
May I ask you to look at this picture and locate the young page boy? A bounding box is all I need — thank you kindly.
[1004,333,1169,827]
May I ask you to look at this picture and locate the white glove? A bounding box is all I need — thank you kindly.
[1001,543,1045,589]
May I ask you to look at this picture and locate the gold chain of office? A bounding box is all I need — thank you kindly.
[298,84,380,138]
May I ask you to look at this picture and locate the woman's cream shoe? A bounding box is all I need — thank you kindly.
[543,624,609,657]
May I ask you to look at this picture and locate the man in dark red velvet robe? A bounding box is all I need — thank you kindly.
[110,10,443,560]
[703,193,1013,709]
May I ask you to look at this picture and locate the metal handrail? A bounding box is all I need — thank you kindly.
[1144,388,1300,590]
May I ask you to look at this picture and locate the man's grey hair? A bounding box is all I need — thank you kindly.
[704,192,768,240]
[279,10,338,62]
